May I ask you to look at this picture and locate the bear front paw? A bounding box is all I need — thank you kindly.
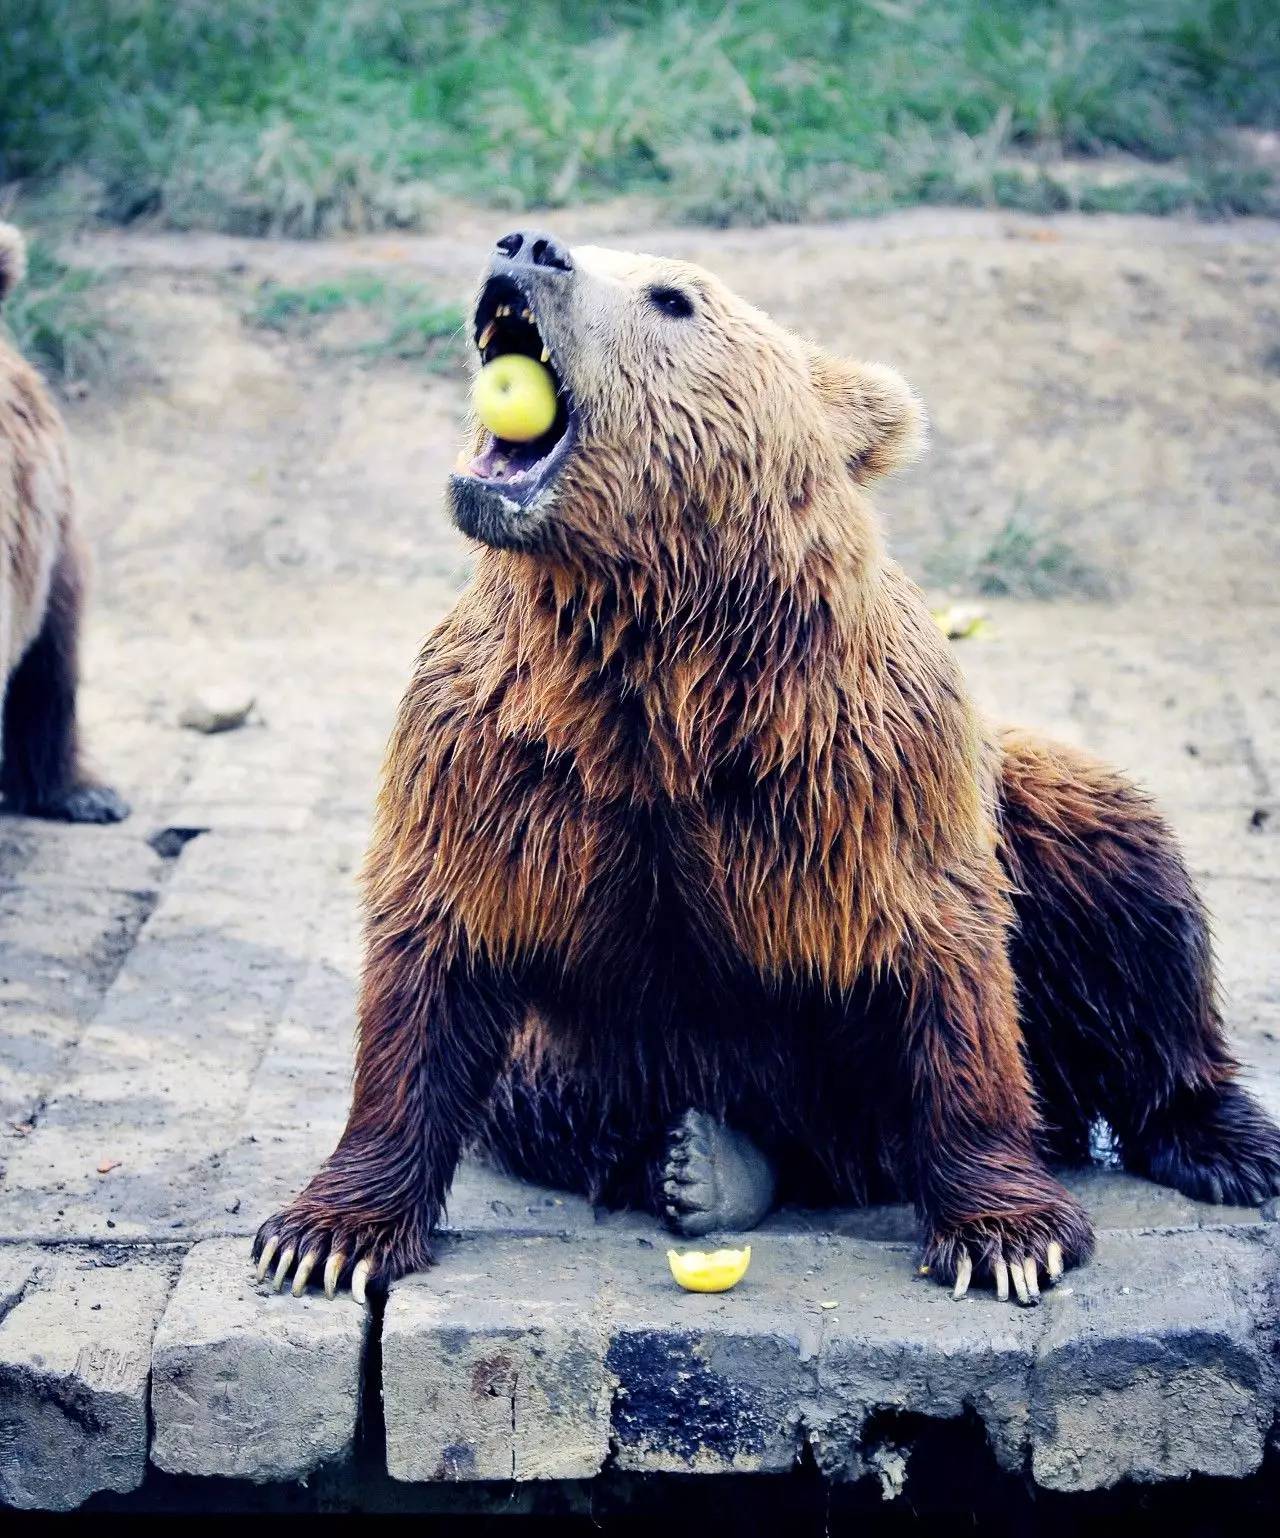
[922,1193,1094,1307]
[252,1200,430,1304]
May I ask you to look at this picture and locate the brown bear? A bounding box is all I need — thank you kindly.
[0,223,128,824]
[256,230,1280,1307]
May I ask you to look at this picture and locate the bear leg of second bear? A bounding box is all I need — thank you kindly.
[1,542,128,824]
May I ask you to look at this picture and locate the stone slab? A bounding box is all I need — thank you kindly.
[0,832,329,1242]
[808,1237,1041,1479]
[604,1235,817,1475]
[383,1237,613,1482]
[380,1224,1280,1492]
[0,1246,174,1510]
[0,882,154,1125]
[150,1236,368,1482]
[1030,1226,1276,1491]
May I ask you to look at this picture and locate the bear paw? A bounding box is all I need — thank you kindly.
[13,781,130,824]
[58,783,130,824]
[1131,1081,1280,1208]
[922,1195,1094,1308]
[660,1109,777,1238]
[252,1202,429,1304]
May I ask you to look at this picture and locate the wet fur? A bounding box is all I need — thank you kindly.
[257,240,1280,1294]
[0,222,125,823]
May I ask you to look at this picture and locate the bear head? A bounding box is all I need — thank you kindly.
[448,231,925,576]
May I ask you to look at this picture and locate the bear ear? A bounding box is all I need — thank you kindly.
[807,349,927,484]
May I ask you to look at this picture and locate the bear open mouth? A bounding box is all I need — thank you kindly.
[461,275,576,507]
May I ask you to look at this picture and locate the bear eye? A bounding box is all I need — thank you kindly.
[648,285,695,319]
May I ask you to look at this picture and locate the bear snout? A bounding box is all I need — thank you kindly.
[494,229,574,274]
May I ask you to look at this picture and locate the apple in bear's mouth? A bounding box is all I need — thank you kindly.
[454,274,578,518]
[473,354,557,444]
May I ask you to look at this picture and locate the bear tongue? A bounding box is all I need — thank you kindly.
[469,432,542,484]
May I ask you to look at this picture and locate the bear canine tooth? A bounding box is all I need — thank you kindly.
[477,320,496,349]
[540,345,551,363]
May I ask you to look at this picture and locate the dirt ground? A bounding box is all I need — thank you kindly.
[12,206,1280,1149]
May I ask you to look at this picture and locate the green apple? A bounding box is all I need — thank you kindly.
[473,354,558,442]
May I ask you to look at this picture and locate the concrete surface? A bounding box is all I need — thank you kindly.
[384,1238,614,1482]
[150,1237,369,1482]
[1,211,1279,1508]
[0,1247,176,1509]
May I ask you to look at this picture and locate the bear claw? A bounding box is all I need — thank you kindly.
[252,1209,392,1303]
[949,1238,1068,1306]
[255,1235,279,1282]
[291,1250,319,1297]
[272,1244,295,1292]
[323,1252,346,1300]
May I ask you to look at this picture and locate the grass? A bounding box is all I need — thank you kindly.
[248,275,466,370]
[928,510,1112,600]
[971,515,1110,599]
[0,236,114,388]
[1,1,1276,234]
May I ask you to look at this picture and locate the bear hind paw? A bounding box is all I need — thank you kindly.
[660,1110,777,1238]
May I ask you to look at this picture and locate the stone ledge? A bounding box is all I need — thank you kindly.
[150,1237,369,1483]
[1030,1229,1275,1490]
[1,1218,1277,1509]
[380,1224,1280,1492]
[0,1247,175,1511]
[384,1237,613,1481]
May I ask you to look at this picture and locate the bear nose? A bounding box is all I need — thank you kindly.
[494,230,573,274]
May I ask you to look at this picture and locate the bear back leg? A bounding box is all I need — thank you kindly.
[997,728,1280,1205]
[1,539,128,823]
[476,1050,666,1211]
[477,1051,807,1231]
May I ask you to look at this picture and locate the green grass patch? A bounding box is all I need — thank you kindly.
[938,512,1112,600]
[248,275,466,370]
[1,1,1276,232]
[0,237,113,388]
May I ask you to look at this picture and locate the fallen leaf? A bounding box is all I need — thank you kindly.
[932,603,992,641]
